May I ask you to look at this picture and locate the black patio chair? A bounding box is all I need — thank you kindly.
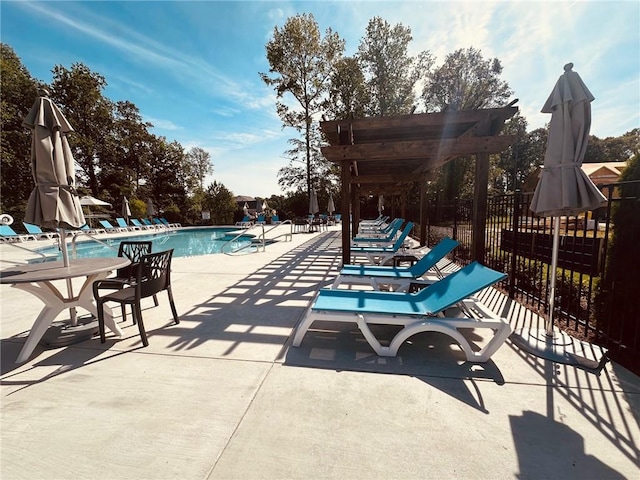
[94,241,159,323]
[93,249,180,346]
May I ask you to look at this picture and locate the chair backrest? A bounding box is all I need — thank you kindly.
[116,218,129,228]
[0,224,19,237]
[23,222,43,234]
[130,219,143,227]
[116,241,153,279]
[408,237,459,277]
[152,218,163,225]
[141,218,153,226]
[392,222,414,250]
[414,262,507,314]
[99,220,114,229]
[136,249,174,299]
[159,218,170,226]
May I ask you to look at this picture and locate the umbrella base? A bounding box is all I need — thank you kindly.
[511,328,610,375]
[39,315,99,348]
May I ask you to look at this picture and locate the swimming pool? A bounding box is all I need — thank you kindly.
[36,227,256,261]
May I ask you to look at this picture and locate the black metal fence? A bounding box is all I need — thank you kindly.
[418,180,640,375]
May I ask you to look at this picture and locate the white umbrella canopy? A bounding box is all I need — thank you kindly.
[243,202,249,216]
[261,199,270,212]
[327,195,335,214]
[309,188,319,215]
[23,90,85,266]
[23,90,85,234]
[79,195,111,207]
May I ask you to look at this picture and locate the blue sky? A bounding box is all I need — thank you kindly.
[2,1,638,198]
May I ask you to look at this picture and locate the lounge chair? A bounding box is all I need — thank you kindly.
[160,217,181,228]
[235,215,251,227]
[22,222,58,240]
[99,220,127,233]
[271,215,281,224]
[255,214,266,225]
[333,237,459,291]
[0,224,37,242]
[292,262,512,362]
[354,218,403,241]
[152,218,168,228]
[141,218,161,229]
[351,221,414,264]
[116,217,140,231]
[353,218,404,245]
[130,218,154,230]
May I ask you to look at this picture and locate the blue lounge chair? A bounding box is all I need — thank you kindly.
[99,220,127,233]
[141,218,161,229]
[0,224,36,242]
[333,237,459,291]
[22,222,58,240]
[271,215,281,224]
[353,218,404,244]
[293,262,511,362]
[130,219,154,230]
[351,222,414,264]
[116,217,139,231]
[160,217,181,228]
[235,215,251,227]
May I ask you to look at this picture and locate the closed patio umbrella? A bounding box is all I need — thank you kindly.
[309,188,319,215]
[122,197,132,223]
[513,63,607,370]
[378,195,384,214]
[327,195,335,215]
[147,199,157,217]
[23,89,85,266]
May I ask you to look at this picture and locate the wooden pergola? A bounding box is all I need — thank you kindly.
[319,106,519,265]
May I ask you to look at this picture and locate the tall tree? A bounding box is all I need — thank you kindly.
[357,17,432,116]
[185,147,214,191]
[326,56,370,119]
[0,44,38,218]
[49,63,114,194]
[421,47,512,112]
[421,47,512,202]
[260,13,345,197]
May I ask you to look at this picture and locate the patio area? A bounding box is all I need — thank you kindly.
[1,226,638,479]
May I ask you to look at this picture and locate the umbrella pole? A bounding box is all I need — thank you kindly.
[59,227,78,325]
[546,216,561,335]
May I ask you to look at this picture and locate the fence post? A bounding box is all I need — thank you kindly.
[453,197,458,241]
[509,190,521,298]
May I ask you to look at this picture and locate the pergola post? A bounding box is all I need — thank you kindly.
[419,182,427,246]
[472,152,490,262]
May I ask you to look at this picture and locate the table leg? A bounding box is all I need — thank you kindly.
[12,272,123,363]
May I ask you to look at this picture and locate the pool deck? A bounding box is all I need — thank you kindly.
[1,225,639,479]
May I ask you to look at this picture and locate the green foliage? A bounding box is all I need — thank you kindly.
[203,181,236,225]
[260,13,345,196]
[357,17,432,116]
[0,44,39,219]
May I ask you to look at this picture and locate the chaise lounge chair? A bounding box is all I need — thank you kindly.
[0,224,37,242]
[333,237,459,291]
[352,218,404,243]
[22,222,59,240]
[99,220,127,233]
[293,261,511,362]
[351,221,414,264]
[116,217,140,231]
[130,218,154,230]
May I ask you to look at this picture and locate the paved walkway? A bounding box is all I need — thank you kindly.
[1,227,639,479]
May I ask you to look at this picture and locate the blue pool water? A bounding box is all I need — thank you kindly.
[36,227,255,261]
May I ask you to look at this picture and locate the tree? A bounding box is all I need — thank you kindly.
[357,17,432,116]
[421,47,513,202]
[185,147,214,191]
[49,63,114,194]
[326,56,370,119]
[260,13,345,197]
[421,47,512,112]
[493,113,540,193]
[0,44,39,219]
[203,181,236,225]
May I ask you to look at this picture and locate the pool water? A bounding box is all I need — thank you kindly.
[36,227,256,261]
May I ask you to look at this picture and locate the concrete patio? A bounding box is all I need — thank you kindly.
[1,226,638,479]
